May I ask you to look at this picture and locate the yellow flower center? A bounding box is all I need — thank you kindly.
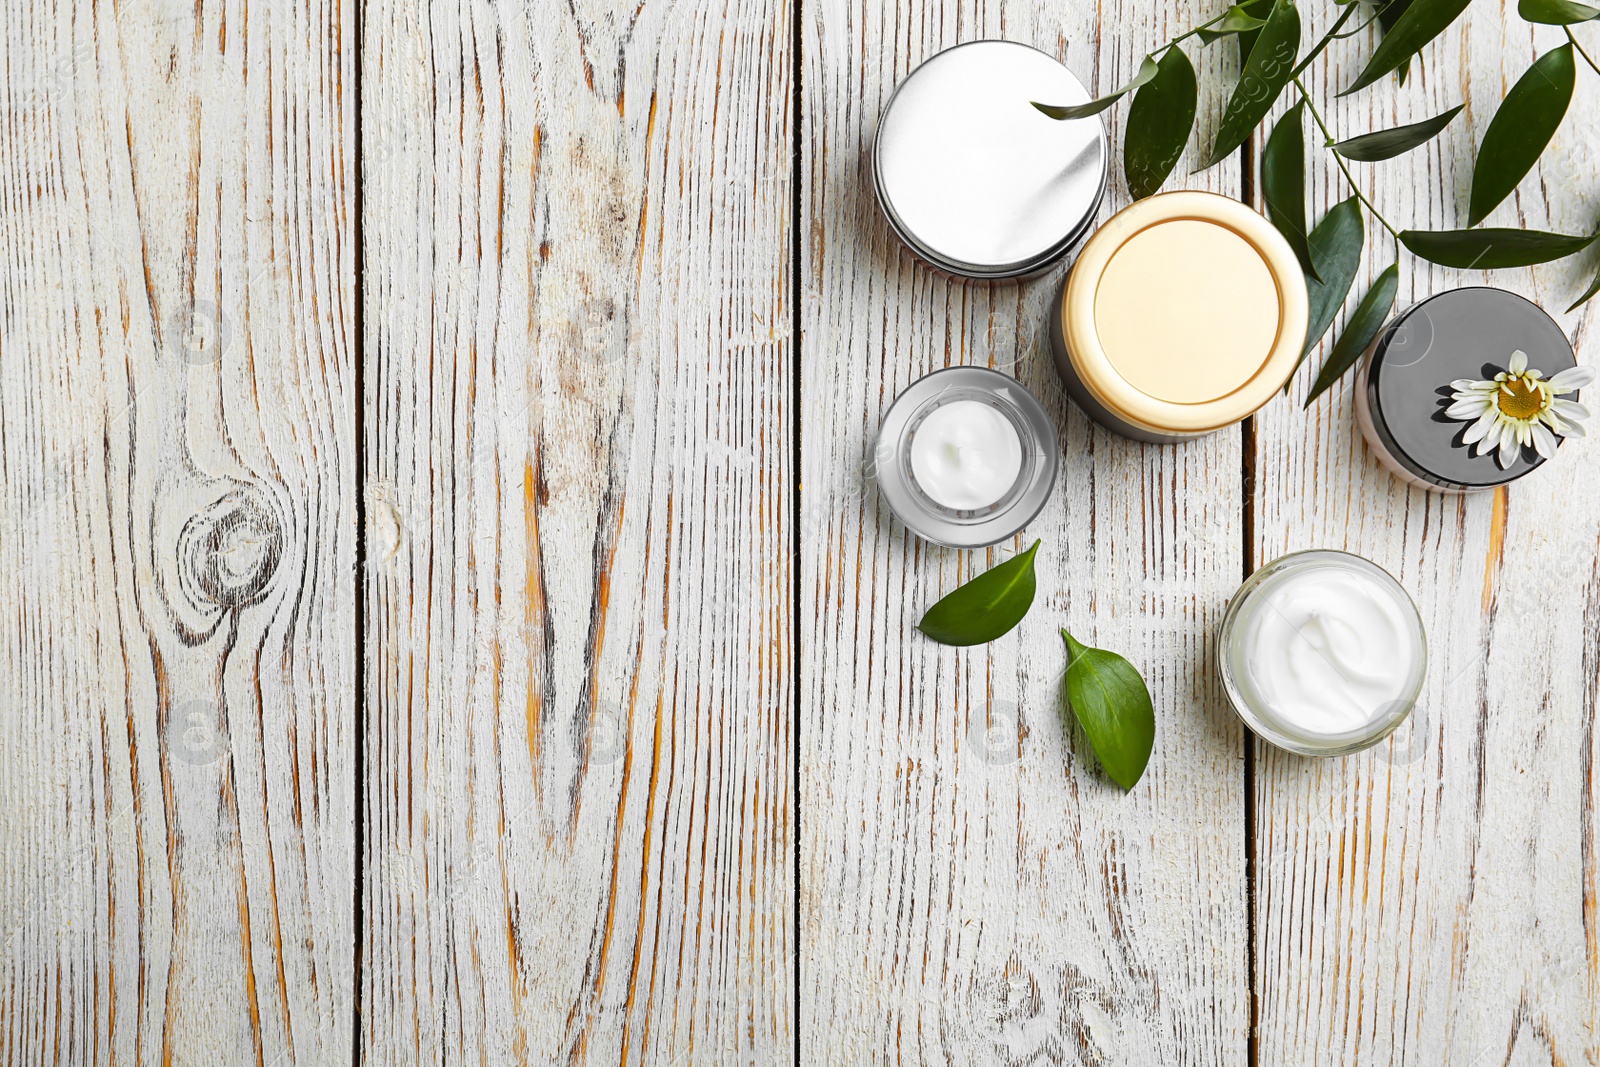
[1496,377,1546,420]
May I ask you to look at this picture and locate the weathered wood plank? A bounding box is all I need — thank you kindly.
[1252,12,1600,1063]
[360,0,795,1061]
[798,4,1250,1062]
[0,0,357,1060]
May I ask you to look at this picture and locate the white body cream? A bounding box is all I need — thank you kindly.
[1219,551,1426,755]
[909,400,1023,511]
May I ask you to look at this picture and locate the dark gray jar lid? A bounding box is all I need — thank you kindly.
[1364,287,1578,490]
[873,41,1109,279]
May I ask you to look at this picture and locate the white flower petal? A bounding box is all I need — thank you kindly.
[1446,398,1490,419]
[1540,410,1567,434]
[1548,365,1597,392]
[1564,419,1587,438]
[1462,410,1499,444]
[1498,433,1519,468]
[1518,422,1532,447]
[1510,350,1528,375]
[1481,422,1510,457]
[1532,421,1558,459]
[1551,399,1591,422]
[1451,379,1498,392]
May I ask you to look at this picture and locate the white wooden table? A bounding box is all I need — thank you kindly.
[1,0,1594,1061]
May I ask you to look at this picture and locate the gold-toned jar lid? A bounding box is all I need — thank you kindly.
[1060,191,1308,435]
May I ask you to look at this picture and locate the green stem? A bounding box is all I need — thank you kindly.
[1168,10,1233,46]
[1330,8,1385,39]
[1292,76,1403,248]
[1568,26,1600,77]
[1291,2,1362,77]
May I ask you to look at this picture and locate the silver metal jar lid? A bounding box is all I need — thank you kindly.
[874,366,1059,548]
[873,41,1109,279]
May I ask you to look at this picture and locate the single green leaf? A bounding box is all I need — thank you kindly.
[1519,0,1599,24]
[916,541,1040,646]
[1287,198,1365,389]
[1215,3,1271,31]
[1333,104,1462,161]
[1567,260,1600,312]
[1468,45,1576,226]
[1124,47,1198,199]
[1306,263,1400,406]
[1204,0,1301,169]
[1376,0,1416,33]
[1400,227,1598,268]
[1033,55,1160,121]
[1233,0,1276,63]
[1375,0,1417,83]
[1061,630,1155,790]
[1262,102,1319,279]
[1197,3,1269,42]
[1344,0,1468,94]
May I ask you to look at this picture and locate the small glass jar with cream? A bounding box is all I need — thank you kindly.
[1051,191,1308,441]
[874,366,1059,548]
[1217,550,1426,757]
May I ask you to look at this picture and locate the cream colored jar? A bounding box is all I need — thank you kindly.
[1050,191,1309,441]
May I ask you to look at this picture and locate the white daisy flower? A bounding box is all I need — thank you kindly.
[1445,350,1593,469]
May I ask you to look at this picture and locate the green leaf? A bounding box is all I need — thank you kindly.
[1061,630,1155,790]
[1124,47,1198,199]
[916,541,1040,646]
[1306,263,1400,406]
[1204,0,1300,169]
[1376,0,1417,33]
[1519,0,1599,24]
[1287,197,1365,389]
[1215,3,1271,31]
[1400,227,1598,268]
[1197,3,1269,42]
[1233,0,1276,63]
[1468,45,1576,226]
[1344,0,1469,94]
[1262,102,1319,279]
[1333,104,1462,161]
[1375,0,1417,83]
[1567,260,1600,312]
[1033,55,1160,121]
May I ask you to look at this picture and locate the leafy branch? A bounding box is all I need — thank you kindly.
[1035,0,1600,406]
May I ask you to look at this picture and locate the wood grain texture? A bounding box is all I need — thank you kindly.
[1252,10,1600,1064]
[799,4,1251,1063]
[0,0,357,1060]
[359,0,794,1061]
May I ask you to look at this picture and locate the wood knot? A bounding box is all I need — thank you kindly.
[957,957,1053,1057]
[178,490,283,609]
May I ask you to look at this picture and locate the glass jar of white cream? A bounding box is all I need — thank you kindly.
[1217,550,1427,756]
[874,366,1059,548]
